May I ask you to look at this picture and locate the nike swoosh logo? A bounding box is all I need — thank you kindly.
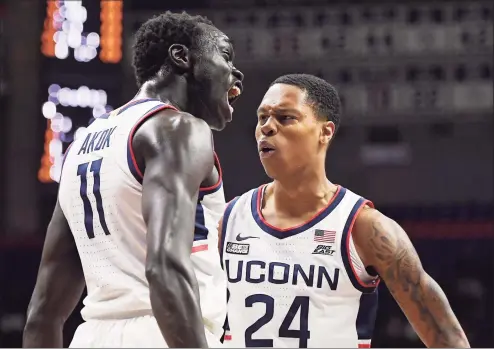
[236,234,260,242]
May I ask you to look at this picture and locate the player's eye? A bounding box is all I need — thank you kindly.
[223,51,232,61]
[279,115,294,122]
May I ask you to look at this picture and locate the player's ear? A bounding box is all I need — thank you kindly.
[320,121,335,146]
[168,44,191,71]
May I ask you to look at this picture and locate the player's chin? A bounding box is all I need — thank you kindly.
[210,114,228,131]
[260,162,276,179]
[214,105,233,130]
[204,103,230,131]
[211,118,227,131]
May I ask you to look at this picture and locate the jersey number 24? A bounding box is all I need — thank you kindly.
[245,294,310,347]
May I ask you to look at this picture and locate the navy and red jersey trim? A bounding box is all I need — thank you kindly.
[340,198,381,293]
[58,142,75,185]
[118,98,161,115]
[251,184,346,239]
[126,103,178,184]
[194,200,209,242]
[191,244,208,253]
[199,152,223,196]
[61,142,74,170]
[219,196,240,269]
[356,291,379,344]
[194,152,223,242]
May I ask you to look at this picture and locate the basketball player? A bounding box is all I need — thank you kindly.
[23,12,243,348]
[219,74,469,348]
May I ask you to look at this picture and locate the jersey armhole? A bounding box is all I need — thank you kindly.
[356,290,379,347]
[219,196,240,269]
[349,234,379,283]
[61,142,74,170]
[340,198,381,294]
[199,152,223,195]
[59,142,76,186]
[126,104,178,184]
[222,314,232,343]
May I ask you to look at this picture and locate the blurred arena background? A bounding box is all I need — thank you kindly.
[0,0,492,347]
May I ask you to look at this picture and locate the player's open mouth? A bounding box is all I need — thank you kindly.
[259,147,275,158]
[258,140,276,158]
[259,147,275,154]
[227,82,242,106]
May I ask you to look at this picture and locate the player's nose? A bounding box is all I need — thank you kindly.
[261,116,277,137]
[232,67,244,82]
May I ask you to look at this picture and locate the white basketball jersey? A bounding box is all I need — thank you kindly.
[58,98,227,338]
[220,185,380,348]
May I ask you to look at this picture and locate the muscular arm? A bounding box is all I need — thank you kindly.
[353,207,469,348]
[134,110,213,348]
[23,201,85,348]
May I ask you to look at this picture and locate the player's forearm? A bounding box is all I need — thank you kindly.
[362,213,469,347]
[400,274,469,348]
[145,194,207,348]
[23,316,64,348]
[23,278,79,348]
[147,257,207,348]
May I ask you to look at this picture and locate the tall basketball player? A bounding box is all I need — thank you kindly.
[219,74,468,348]
[23,12,243,348]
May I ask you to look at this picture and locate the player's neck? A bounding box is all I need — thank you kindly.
[135,76,188,112]
[270,169,336,217]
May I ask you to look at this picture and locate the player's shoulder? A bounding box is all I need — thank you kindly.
[219,186,261,233]
[134,109,212,149]
[130,109,214,179]
[334,185,373,209]
[241,184,265,198]
[149,109,211,134]
[337,185,359,200]
[349,187,394,243]
[225,184,268,213]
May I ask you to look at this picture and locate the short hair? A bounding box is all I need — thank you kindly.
[132,11,214,87]
[270,74,341,131]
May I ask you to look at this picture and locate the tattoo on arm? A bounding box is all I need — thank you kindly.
[364,212,469,348]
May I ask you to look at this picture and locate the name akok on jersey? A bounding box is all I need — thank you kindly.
[78,127,117,155]
[224,259,340,290]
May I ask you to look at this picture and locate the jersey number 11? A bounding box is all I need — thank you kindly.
[77,158,111,239]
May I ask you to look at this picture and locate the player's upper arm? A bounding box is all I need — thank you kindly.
[352,207,424,284]
[352,208,469,347]
[132,110,214,258]
[133,109,214,190]
[26,201,85,322]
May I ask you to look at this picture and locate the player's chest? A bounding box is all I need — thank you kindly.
[223,228,347,294]
[225,219,344,261]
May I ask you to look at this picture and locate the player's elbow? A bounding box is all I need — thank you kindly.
[26,295,58,322]
[145,260,167,287]
[145,259,194,305]
[24,315,62,333]
[24,304,64,334]
[145,249,193,291]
